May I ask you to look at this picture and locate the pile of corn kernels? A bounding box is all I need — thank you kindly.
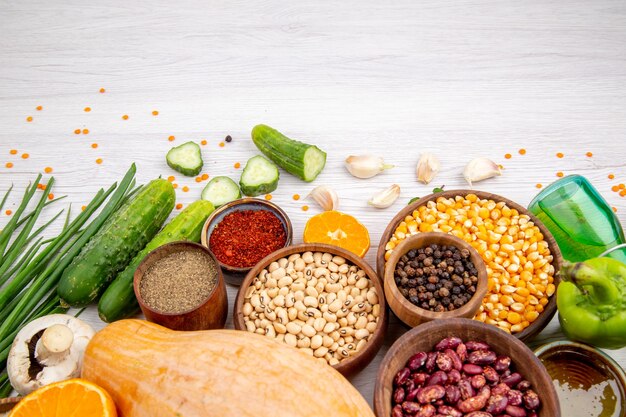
[385,194,555,334]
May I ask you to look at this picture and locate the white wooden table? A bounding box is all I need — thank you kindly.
[1,0,625,408]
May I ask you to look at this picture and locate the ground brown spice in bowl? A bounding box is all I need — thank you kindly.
[139,249,218,314]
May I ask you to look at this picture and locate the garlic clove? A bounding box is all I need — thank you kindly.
[368,184,401,209]
[345,155,394,179]
[416,152,440,184]
[307,185,339,211]
[463,157,502,186]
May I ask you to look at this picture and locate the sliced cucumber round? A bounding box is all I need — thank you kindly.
[239,155,279,197]
[166,141,203,176]
[201,176,241,207]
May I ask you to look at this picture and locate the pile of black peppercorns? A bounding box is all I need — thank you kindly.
[394,243,479,312]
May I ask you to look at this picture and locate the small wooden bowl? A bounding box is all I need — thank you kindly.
[233,243,388,377]
[376,189,563,342]
[384,233,488,327]
[0,397,20,414]
[201,197,293,285]
[374,318,560,417]
[134,241,228,331]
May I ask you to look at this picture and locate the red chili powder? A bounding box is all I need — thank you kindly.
[210,210,286,267]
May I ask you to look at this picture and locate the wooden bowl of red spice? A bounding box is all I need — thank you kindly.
[134,241,228,331]
[201,198,293,285]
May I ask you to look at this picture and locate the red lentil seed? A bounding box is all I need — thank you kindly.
[182,186,189,192]
[536,183,543,189]
[608,174,615,180]
[201,140,207,145]
[9,150,17,155]
[74,129,81,134]
[504,153,512,159]
[91,143,98,149]
[21,153,29,159]
[195,177,202,183]
[26,116,33,122]
[201,174,209,180]
[36,106,42,111]
[613,207,618,213]
[5,163,13,169]
[265,194,272,201]
[302,205,309,211]
[5,210,11,216]
[47,193,54,200]
[556,152,564,158]
[84,107,91,112]
[168,135,175,142]
[152,110,159,116]
[99,88,106,93]
[293,194,300,201]
[176,203,183,210]
[219,142,225,148]
[44,167,53,174]
[518,149,526,155]
[167,176,175,182]
[613,185,620,192]
[81,205,86,211]
[556,172,564,178]
[234,162,241,169]
[586,152,593,157]
[122,115,129,120]
[82,129,89,135]
[96,158,103,165]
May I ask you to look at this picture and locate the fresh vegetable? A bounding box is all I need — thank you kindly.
[557,257,626,349]
[9,378,117,417]
[368,184,401,208]
[81,319,375,417]
[201,176,241,207]
[251,124,327,182]
[166,141,203,176]
[416,152,440,184]
[344,155,393,179]
[307,185,339,211]
[7,314,95,395]
[239,155,279,196]
[98,200,215,322]
[303,211,370,257]
[463,157,502,186]
[58,178,175,307]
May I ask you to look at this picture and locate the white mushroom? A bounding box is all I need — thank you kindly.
[7,314,95,395]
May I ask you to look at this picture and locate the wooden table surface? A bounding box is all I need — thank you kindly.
[1,0,625,408]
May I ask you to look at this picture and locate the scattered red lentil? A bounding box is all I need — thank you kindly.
[556,152,564,158]
[586,152,593,157]
[37,184,46,190]
[182,186,189,192]
[99,88,106,93]
[620,190,626,197]
[173,183,179,189]
[195,177,202,183]
[167,176,175,182]
[176,203,183,210]
[91,143,98,149]
[152,110,159,116]
[219,142,225,148]
[168,135,175,142]
[47,193,54,200]
[612,185,620,192]
[518,149,526,155]
[5,162,13,169]
[556,172,564,178]
[122,115,129,120]
[81,205,86,211]
[234,162,241,169]
[536,183,543,189]
[9,150,17,155]
[613,207,618,213]
[36,106,42,111]
[302,205,309,211]
[5,210,11,216]
[74,129,81,135]
[96,158,103,164]
[609,174,615,180]
[201,174,209,180]
[44,167,53,174]
[504,153,512,159]
[265,194,272,201]
[21,153,29,159]
[620,184,625,190]
[201,140,207,146]
[84,107,91,112]
[293,194,300,201]
[82,129,89,135]
[209,210,286,268]
[26,116,33,122]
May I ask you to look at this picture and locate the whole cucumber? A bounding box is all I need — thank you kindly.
[98,200,215,322]
[58,179,175,307]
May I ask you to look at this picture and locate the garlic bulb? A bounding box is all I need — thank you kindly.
[463,158,502,186]
[307,185,339,211]
[345,155,394,179]
[416,153,440,184]
[368,184,401,208]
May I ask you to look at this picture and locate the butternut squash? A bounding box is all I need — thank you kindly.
[81,319,375,417]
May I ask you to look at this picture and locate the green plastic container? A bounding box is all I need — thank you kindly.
[528,175,626,263]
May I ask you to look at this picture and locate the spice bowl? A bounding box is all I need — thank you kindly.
[377,190,563,341]
[134,241,228,331]
[384,232,488,327]
[201,197,293,285]
[374,318,560,417]
[534,341,625,417]
[233,243,388,377]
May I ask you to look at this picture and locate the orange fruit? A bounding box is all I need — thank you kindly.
[9,378,117,417]
[303,210,370,257]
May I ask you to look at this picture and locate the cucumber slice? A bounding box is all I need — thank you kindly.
[201,176,241,207]
[239,155,279,197]
[166,141,203,176]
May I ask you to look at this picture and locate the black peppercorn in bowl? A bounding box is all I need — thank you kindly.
[201,197,293,286]
[383,232,488,327]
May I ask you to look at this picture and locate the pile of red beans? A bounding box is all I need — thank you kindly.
[391,337,541,417]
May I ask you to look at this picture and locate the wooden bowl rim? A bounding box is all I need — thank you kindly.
[133,241,225,317]
[200,197,293,274]
[376,189,563,341]
[384,232,489,323]
[233,242,388,376]
[373,318,561,417]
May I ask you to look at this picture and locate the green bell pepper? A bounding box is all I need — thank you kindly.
[557,257,626,349]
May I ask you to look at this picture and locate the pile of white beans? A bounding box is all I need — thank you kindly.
[242,251,380,366]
